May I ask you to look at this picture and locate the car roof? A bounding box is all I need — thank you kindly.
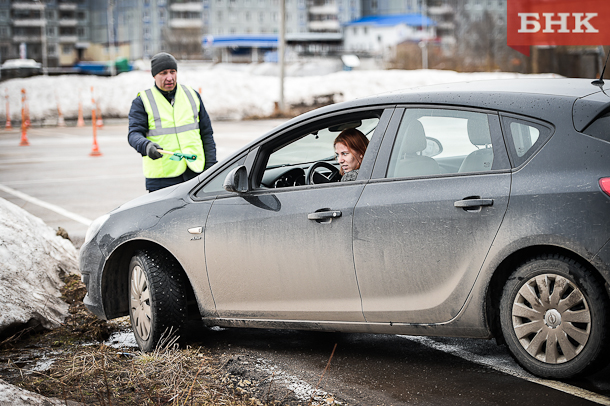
[288,78,610,132]
[389,78,603,98]
[349,78,606,108]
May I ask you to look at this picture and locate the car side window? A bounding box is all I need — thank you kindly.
[257,115,380,188]
[386,108,497,178]
[501,115,553,168]
[509,122,539,157]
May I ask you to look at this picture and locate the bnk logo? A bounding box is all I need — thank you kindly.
[517,13,598,33]
[507,0,610,56]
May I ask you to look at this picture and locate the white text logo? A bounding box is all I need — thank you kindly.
[517,12,599,33]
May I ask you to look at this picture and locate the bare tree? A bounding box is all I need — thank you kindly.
[162,27,202,60]
[452,3,527,72]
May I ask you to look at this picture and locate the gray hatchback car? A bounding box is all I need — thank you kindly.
[80,78,610,379]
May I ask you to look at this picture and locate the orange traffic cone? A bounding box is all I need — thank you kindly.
[96,104,104,128]
[5,93,12,129]
[77,98,85,127]
[56,95,66,127]
[25,103,30,128]
[89,87,101,156]
[19,89,29,146]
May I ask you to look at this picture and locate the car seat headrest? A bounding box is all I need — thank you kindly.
[399,120,427,155]
[467,118,491,146]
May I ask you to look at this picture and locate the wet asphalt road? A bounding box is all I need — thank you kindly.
[1,122,609,405]
[191,327,610,406]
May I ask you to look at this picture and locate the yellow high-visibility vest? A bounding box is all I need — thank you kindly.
[139,84,205,178]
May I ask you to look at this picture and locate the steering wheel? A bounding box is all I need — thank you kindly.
[306,161,341,185]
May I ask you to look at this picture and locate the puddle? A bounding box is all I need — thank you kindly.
[104,330,138,349]
[0,350,62,378]
[31,356,55,372]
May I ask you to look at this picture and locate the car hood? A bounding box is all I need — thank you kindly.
[111,182,187,214]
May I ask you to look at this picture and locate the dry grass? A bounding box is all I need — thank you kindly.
[1,274,268,406]
[9,340,263,405]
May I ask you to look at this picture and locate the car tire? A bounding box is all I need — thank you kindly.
[128,250,187,352]
[499,254,610,379]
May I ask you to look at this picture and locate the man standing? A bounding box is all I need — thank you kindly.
[128,52,217,192]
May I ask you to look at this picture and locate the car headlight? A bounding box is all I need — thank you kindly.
[84,214,110,244]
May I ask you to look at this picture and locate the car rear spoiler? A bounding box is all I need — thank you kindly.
[573,90,610,132]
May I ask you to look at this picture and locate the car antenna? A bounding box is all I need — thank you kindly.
[592,47,610,90]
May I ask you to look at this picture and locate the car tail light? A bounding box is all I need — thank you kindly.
[600,178,610,197]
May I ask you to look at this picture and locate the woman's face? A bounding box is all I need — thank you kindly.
[335,142,362,173]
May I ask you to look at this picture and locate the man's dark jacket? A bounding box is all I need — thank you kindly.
[128,84,217,192]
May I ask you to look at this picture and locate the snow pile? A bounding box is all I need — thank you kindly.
[0,65,558,123]
[0,379,82,406]
[0,197,79,337]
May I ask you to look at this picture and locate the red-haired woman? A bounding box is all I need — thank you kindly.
[333,128,369,181]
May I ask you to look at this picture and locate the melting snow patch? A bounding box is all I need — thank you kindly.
[0,197,79,336]
[1,68,559,123]
[0,378,73,406]
[31,356,56,372]
[105,330,138,349]
[254,358,342,405]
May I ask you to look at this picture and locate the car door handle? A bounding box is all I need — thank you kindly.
[454,198,494,208]
[308,210,342,220]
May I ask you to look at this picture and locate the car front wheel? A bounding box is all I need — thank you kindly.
[499,254,610,379]
[129,250,187,352]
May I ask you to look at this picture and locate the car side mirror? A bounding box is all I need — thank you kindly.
[223,165,250,193]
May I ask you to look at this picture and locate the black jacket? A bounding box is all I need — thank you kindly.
[128,84,217,191]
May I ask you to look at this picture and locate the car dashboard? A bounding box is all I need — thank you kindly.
[261,162,339,188]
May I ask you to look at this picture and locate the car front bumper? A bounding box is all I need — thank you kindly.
[79,239,108,320]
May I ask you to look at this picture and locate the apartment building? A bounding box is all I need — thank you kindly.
[166,0,202,59]
[0,0,474,67]
[204,0,365,61]
[90,0,200,62]
[0,0,205,68]
[0,0,91,68]
[362,0,422,16]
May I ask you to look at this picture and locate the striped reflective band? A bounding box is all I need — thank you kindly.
[148,122,199,136]
[144,89,162,129]
[181,84,199,122]
[145,84,198,133]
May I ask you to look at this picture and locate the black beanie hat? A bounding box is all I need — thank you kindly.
[151,52,177,77]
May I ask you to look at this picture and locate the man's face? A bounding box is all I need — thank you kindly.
[154,69,177,91]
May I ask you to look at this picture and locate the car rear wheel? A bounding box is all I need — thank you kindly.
[499,255,610,379]
[129,250,187,352]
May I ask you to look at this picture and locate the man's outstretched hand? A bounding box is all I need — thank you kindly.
[146,142,163,160]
